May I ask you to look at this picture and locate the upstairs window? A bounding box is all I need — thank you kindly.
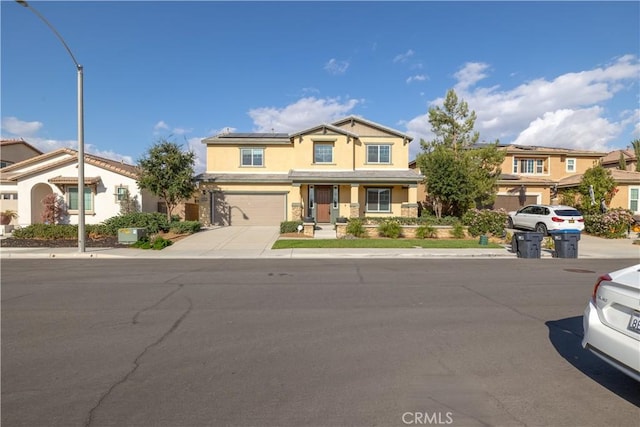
[240,148,264,167]
[566,158,576,173]
[314,144,333,164]
[367,144,391,164]
[513,158,544,174]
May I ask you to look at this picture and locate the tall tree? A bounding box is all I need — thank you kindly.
[632,139,640,172]
[137,138,196,221]
[417,89,504,217]
[578,164,616,214]
[618,151,627,170]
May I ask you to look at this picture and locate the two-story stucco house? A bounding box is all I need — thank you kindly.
[195,116,424,226]
[411,143,640,214]
[494,145,607,210]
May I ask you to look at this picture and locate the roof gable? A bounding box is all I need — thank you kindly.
[0,148,138,182]
[331,116,413,141]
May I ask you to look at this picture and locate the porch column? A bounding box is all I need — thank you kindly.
[350,184,360,218]
[401,184,419,218]
[291,183,303,221]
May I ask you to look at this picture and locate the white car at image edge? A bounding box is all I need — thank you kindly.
[582,264,640,382]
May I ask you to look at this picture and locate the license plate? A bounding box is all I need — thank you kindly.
[569,220,575,223]
[628,312,640,333]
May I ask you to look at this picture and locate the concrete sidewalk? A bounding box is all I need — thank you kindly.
[1,226,638,260]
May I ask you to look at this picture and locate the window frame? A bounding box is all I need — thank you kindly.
[313,143,334,164]
[240,148,264,167]
[366,144,392,164]
[67,186,95,214]
[513,157,546,175]
[566,158,576,173]
[630,187,639,213]
[366,187,391,213]
[115,185,129,203]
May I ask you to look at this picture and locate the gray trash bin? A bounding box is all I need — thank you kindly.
[512,231,543,258]
[551,230,581,258]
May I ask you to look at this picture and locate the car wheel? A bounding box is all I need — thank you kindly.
[507,218,514,229]
[535,223,548,235]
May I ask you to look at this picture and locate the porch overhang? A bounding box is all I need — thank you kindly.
[289,170,423,185]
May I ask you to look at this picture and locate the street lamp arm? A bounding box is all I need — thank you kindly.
[15,0,82,69]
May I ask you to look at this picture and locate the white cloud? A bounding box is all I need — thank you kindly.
[1,116,43,136]
[153,121,169,131]
[324,58,350,75]
[248,97,361,133]
[393,49,414,63]
[406,74,427,84]
[453,62,490,91]
[404,55,640,157]
[186,136,207,174]
[512,108,618,151]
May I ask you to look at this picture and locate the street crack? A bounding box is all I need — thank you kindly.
[84,295,193,427]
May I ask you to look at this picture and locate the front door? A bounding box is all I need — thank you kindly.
[315,186,332,223]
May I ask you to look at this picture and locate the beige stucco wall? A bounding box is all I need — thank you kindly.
[500,152,602,181]
[207,134,410,172]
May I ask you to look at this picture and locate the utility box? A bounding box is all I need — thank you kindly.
[512,231,543,258]
[117,228,147,244]
[551,230,581,258]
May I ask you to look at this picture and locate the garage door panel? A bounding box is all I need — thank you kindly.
[214,193,285,226]
[493,195,538,211]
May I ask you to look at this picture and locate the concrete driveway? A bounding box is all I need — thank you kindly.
[159,226,281,257]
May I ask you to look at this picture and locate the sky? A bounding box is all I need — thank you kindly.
[2,1,639,173]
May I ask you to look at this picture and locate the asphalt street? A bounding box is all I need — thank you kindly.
[2,258,639,427]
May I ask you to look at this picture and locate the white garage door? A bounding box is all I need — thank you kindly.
[216,193,286,226]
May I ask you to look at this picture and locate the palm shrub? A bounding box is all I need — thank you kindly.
[377,220,402,238]
[415,224,437,239]
[449,222,466,239]
[345,218,366,238]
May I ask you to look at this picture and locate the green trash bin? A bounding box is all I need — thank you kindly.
[513,231,543,258]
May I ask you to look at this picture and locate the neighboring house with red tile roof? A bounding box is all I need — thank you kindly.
[0,148,161,226]
[1,138,43,168]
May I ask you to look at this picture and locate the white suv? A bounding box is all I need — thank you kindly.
[507,204,584,235]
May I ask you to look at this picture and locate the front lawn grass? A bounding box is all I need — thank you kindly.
[272,238,503,249]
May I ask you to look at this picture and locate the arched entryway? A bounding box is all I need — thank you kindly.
[31,183,54,224]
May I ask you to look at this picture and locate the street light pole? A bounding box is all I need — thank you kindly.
[16,0,85,252]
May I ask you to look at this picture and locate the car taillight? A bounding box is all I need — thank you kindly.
[592,274,612,301]
[578,219,584,223]
[551,217,564,222]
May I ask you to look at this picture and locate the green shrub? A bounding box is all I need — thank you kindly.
[345,218,366,237]
[377,220,402,238]
[462,209,508,237]
[169,221,202,234]
[132,235,173,250]
[87,223,115,237]
[584,208,634,238]
[280,220,303,233]
[415,224,437,239]
[12,224,78,239]
[449,222,466,239]
[102,212,170,235]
